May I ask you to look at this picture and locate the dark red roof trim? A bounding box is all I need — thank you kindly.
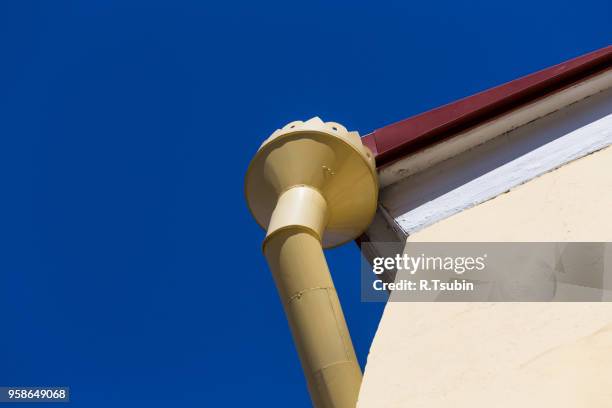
[363,45,612,168]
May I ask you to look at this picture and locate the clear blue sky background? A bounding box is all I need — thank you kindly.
[0,1,609,407]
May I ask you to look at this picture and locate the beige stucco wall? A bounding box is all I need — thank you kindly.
[358,145,612,407]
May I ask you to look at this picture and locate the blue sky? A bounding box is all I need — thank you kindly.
[0,1,609,406]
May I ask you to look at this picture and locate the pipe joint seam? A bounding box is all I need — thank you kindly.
[287,286,335,304]
[314,359,360,376]
[262,224,322,252]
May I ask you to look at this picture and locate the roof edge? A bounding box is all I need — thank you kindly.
[364,45,612,168]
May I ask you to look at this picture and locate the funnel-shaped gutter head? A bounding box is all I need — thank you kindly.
[245,117,378,247]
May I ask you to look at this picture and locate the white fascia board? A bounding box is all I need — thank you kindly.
[375,76,612,240]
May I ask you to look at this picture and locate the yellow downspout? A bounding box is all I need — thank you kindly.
[245,118,378,408]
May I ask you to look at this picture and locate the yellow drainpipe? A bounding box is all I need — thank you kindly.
[245,117,378,407]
